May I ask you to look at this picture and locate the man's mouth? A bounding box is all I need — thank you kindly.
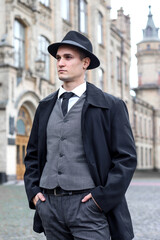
[58,70,67,73]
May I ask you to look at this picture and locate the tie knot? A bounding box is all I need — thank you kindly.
[60,92,74,100]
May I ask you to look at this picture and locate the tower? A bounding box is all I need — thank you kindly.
[134,6,160,170]
[135,6,160,109]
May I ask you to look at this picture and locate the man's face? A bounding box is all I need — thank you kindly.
[56,45,88,83]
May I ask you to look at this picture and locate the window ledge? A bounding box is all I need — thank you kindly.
[79,31,88,38]
[40,77,50,82]
[39,2,52,12]
[98,43,105,48]
[62,19,72,27]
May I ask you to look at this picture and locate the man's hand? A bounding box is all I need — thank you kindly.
[33,192,46,206]
[82,193,102,211]
[81,193,92,202]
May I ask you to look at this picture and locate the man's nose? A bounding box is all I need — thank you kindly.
[58,58,65,66]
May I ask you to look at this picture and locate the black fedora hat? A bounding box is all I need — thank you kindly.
[48,31,100,70]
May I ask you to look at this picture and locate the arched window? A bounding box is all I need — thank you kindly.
[38,35,50,80]
[14,20,25,68]
[16,106,32,136]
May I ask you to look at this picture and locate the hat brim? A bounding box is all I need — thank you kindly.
[48,40,100,70]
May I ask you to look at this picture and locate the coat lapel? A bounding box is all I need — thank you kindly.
[85,82,109,109]
[81,82,109,134]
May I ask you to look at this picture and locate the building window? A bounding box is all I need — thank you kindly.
[140,116,142,137]
[148,119,152,139]
[84,71,88,81]
[61,0,70,22]
[110,51,114,78]
[116,57,120,81]
[144,118,147,138]
[17,119,25,135]
[145,148,148,166]
[136,146,138,166]
[147,44,150,50]
[38,36,50,80]
[149,148,152,166]
[14,20,25,68]
[158,72,160,85]
[124,62,128,84]
[39,0,50,7]
[146,26,152,37]
[141,147,143,167]
[11,78,15,102]
[9,116,15,135]
[98,11,103,44]
[138,72,142,86]
[17,145,20,164]
[98,68,104,90]
[78,0,88,34]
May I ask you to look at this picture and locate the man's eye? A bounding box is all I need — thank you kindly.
[56,56,60,61]
[66,56,72,59]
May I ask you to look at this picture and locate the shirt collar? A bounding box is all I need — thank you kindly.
[58,81,86,99]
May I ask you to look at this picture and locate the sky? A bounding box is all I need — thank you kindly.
[110,0,160,88]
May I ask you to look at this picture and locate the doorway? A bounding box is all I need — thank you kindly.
[16,106,32,180]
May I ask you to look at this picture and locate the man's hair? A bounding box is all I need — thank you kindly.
[75,47,88,60]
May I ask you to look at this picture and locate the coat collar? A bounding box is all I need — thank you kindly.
[40,82,109,109]
[86,82,109,109]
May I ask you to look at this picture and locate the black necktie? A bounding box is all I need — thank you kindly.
[60,92,74,116]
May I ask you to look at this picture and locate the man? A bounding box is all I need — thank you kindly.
[24,31,137,240]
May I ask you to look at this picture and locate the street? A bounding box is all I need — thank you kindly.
[0,172,160,240]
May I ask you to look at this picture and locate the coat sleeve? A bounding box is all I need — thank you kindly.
[24,105,41,209]
[91,99,137,213]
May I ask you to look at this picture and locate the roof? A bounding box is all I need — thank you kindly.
[142,6,159,41]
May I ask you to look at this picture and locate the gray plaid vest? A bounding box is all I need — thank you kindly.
[40,93,95,190]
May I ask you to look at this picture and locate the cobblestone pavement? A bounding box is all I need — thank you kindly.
[0,172,160,240]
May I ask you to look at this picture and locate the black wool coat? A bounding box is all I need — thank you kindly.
[24,82,137,240]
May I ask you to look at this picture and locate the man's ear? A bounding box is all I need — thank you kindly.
[83,57,91,70]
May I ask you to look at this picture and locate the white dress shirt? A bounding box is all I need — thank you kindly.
[58,81,86,112]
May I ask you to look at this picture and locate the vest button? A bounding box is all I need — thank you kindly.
[59,153,64,157]
[58,171,62,175]
[60,137,65,141]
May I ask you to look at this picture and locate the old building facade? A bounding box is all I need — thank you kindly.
[0,1,159,183]
[0,0,55,183]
